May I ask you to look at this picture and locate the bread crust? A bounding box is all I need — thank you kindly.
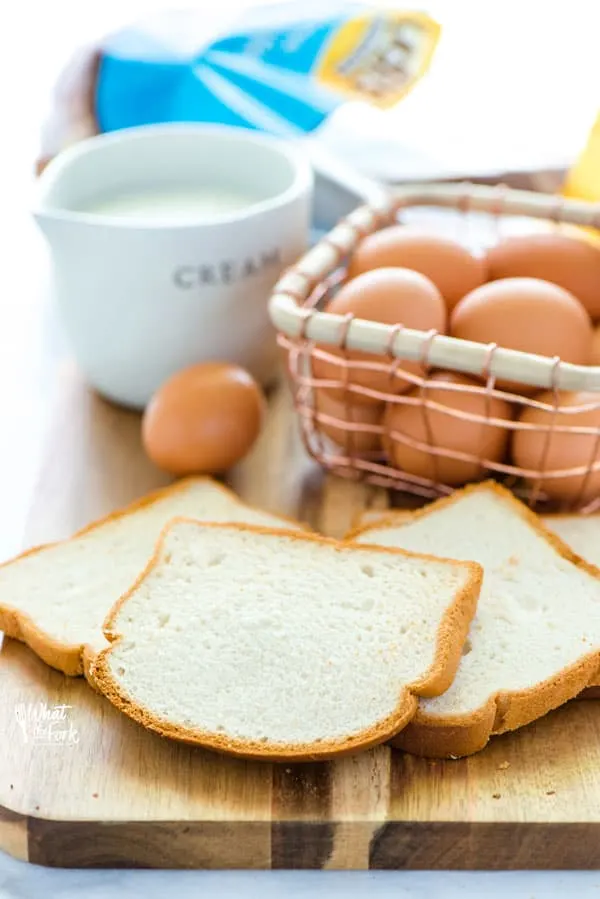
[89,520,482,761]
[348,480,600,758]
[0,478,310,676]
[349,507,412,533]
[543,511,600,525]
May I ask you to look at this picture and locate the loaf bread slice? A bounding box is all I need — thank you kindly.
[544,513,600,698]
[543,513,600,568]
[350,482,600,758]
[0,478,306,676]
[357,508,600,569]
[356,507,600,702]
[354,508,411,530]
[90,521,481,761]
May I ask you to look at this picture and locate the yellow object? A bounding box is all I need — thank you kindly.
[562,113,600,245]
[564,113,600,203]
[317,10,440,108]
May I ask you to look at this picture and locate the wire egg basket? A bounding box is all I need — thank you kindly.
[269,182,600,511]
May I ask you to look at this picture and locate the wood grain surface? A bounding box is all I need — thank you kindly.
[1,366,600,870]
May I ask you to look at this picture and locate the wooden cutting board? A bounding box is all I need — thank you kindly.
[2,367,600,870]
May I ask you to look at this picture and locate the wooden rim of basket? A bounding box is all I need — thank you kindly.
[269,182,600,393]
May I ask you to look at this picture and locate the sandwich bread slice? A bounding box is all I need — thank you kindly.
[90,521,481,761]
[0,478,305,676]
[544,513,600,568]
[356,507,600,571]
[350,482,600,757]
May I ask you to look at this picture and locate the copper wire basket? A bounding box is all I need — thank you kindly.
[269,182,600,511]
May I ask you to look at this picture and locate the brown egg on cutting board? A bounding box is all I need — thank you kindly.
[486,232,600,319]
[312,268,446,405]
[512,390,600,505]
[142,362,265,475]
[383,371,512,486]
[347,226,486,313]
[450,277,593,392]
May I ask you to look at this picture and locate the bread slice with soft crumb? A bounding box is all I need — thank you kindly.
[349,482,600,758]
[543,513,600,568]
[0,478,307,677]
[356,508,600,569]
[543,514,600,699]
[90,521,481,761]
[354,508,412,530]
[355,507,600,703]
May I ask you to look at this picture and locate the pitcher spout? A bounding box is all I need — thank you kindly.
[31,133,102,245]
[32,205,86,255]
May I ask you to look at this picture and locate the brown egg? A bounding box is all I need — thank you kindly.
[451,278,593,392]
[347,227,486,312]
[486,232,600,319]
[312,268,446,405]
[142,362,265,475]
[512,390,600,504]
[384,371,512,486]
[313,389,383,453]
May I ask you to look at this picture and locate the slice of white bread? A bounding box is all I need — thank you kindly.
[544,514,600,568]
[355,508,600,704]
[354,508,411,530]
[350,482,600,758]
[90,521,482,761]
[0,478,306,677]
[544,514,600,699]
[357,509,600,568]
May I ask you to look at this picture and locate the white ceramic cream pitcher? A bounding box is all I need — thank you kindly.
[33,124,313,409]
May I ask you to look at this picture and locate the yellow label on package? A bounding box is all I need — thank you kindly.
[317,11,440,108]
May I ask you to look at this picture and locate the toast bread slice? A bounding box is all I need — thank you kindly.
[543,513,600,568]
[356,508,600,568]
[0,478,307,676]
[350,482,600,757]
[90,520,482,761]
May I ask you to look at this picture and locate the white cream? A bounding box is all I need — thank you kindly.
[78,187,260,221]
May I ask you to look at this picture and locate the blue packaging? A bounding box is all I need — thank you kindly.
[95,4,440,138]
